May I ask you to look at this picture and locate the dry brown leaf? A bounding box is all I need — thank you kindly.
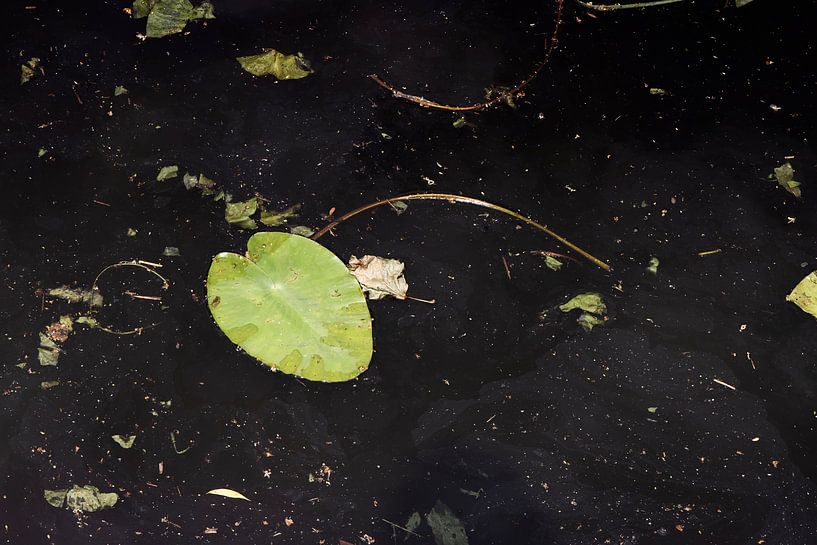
[348,255,408,300]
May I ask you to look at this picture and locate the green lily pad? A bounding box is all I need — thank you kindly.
[787,271,817,319]
[237,49,313,80]
[207,232,373,382]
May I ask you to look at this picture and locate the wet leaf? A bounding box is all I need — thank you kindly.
[237,49,313,80]
[207,232,373,382]
[45,315,74,343]
[20,57,40,85]
[191,0,215,19]
[559,292,606,315]
[649,87,668,96]
[647,406,658,413]
[405,511,421,539]
[132,0,159,18]
[40,380,60,390]
[545,255,563,271]
[390,200,408,215]
[736,0,754,6]
[114,85,128,96]
[163,246,180,257]
[47,286,103,307]
[290,225,315,237]
[771,162,801,198]
[647,256,659,275]
[225,197,258,229]
[76,315,100,328]
[260,204,301,227]
[206,488,250,501]
[577,313,605,331]
[786,271,817,319]
[156,165,179,181]
[37,333,60,366]
[38,148,48,157]
[348,255,409,300]
[560,292,607,331]
[112,434,136,448]
[45,485,118,512]
[426,500,469,545]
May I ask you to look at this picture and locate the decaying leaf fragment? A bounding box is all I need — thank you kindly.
[37,333,61,366]
[112,434,137,449]
[44,485,118,512]
[206,488,251,501]
[20,57,40,85]
[348,255,409,300]
[787,271,817,319]
[426,500,469,545]
[260,204,301,227]
[225,197,258,229]
[144,0,215,39]
[559,292,608,331]
[45,315,74,343]
[47,286,103,308]
[237,49,313,80]
[156,165,179,181]
[771,162,802,198]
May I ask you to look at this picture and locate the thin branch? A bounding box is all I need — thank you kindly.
[370,0,565,111]
[575,0,685,11]
[311,193,612,272]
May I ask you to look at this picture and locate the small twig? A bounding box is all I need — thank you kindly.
[575,0,685,10]
[370,0,564,111]
[124,290,162,302]
[71,86,83,105]
[746,352,757,370]
[713,378,737,391]
[381,519,421,538]
[405,295,436,304]
[311,193,612,272]
[501,255,512,280]
[698,249,722,256]
[93,200,111,207]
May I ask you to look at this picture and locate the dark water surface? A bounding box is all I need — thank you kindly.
[1,1,816,544]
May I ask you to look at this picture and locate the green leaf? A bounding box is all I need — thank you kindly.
[772,162,802,198]
[237,49,313,80]
[47,286,103,307]
[559,292,606,315]
[146,0,194,38]
[112,434,136,448]
[156,165,179,181]
[37,333,60,366]
[647,256,659,275]
[20,58,40,85]
[114,85,128,96]
[206,488,250,501]
[45,485,118,512]
[426,500,469,545]
[225,197,258,229]
[207,232,373,382]
[260,204,301,227]
[132,0,159,18]
[405,512,421,536]
[290,225,315,237]
[545,255,563,271]
[647,406,658,413]
[787,271,817,319]
[577,312,605,331]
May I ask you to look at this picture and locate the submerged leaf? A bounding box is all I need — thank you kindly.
[405,511,421,536]
[390,200,408,215]
[207,232,373,382]
[114,85,128,96]
[225,197,258,229]
[112,434,137,448]
[237,49,313,80]
[163,246,181,257]
[146,0,191,37]
[156,165,179,181]
[45,485,118,512]
[735,0,754,6]
[206,488,250,501]
[37,333,60,366]
[787,271,817,319]
[771,162,802,198]
[426,500,469,545]
[47,286,103,308]
[132,0,159,18]
[577,312,605,331]
[348,255,409,300]
[191,0,215,19]
[289,225,315,237]
[647,256,659,275]
[260,204,301,227]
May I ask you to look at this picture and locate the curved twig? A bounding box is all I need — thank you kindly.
[370,0,565,111]
[87,260,169,335]
[311,193,612,272]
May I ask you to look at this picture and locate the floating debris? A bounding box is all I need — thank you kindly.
[647,256,659,275]
[787,271,817,319]
[771,162,801,198]
[156,165,179,181]
[112,434,137,449]
[44,485,118,512]
[224,197,258,229]
[560,292,608,331]
[426,500,469,545]
[206,488,250,501]
[348,255,409,300]
[260,204,301,227]
[20,57,40,85]
[237,49,313,79]
[47,286,103,307]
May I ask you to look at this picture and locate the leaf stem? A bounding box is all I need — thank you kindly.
[311,193,612,272]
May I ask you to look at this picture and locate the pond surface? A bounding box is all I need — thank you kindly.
[1,1,816,544]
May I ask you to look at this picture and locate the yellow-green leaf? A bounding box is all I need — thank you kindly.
[237,50,313,80]
[206,488,250,501]
[787,271,817,319]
